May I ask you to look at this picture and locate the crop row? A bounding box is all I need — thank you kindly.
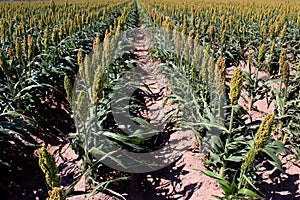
[139,0,300,199]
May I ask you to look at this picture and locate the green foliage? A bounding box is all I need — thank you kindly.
[0,0,130,177]
[86,1,300,199]
[195,169,263,200]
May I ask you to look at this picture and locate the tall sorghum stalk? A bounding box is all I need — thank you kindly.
[246,56,255,111]
[278,48,289,103]
[278,48,290,142]
[215,56,226,126]
[93,34,106,105]
[239,113,275,189]
[228,67,243,121]
[220,68,244,178]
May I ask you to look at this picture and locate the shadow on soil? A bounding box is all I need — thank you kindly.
[127,158,202,200]
[259,161,300,200]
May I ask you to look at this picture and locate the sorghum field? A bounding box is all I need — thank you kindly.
[0,0,299,199]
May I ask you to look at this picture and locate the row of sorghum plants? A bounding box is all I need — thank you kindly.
[140,0,299,74]
[140,0,299,198]
[0,0,127,65]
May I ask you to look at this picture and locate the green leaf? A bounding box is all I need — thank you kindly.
[265,78,282,84]
[103,132,147,147]
[262,147,283,171]
[195,169,232,195]
[225,155,244,162]
[237,188,263,199]
[132,117,151,127]
[242,174,259,192]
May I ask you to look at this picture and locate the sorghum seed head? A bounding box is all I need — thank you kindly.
[215,57,226,95]
[93,33,100,49]
[229,68,244,105]
[279,48,287,70]
[52,27,59,46]
[64,75,73,106]
[15,37,22,60]
[38,147,60,189]
[280,61,289,86]
[254,113,276,153]
[258,43,267,64]
[46,187,66,200]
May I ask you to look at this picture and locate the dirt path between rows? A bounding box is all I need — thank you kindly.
[123,23,223,200]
